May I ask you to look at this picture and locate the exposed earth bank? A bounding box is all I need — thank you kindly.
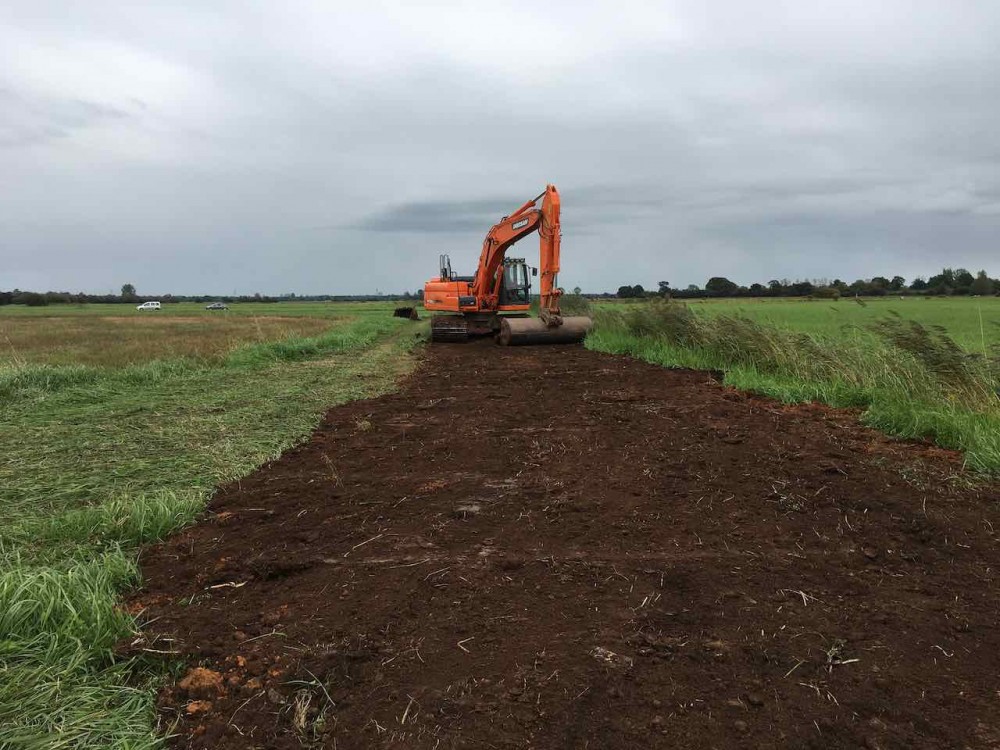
[131,341,1000,749]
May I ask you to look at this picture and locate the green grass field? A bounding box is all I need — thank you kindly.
[683,296,1000,352]
[0,302,426,748]
[596,296,1000,352]
[587,296,1000,472]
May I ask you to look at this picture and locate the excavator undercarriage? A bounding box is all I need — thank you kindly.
[430,312,530,343]
[429,315,470,343]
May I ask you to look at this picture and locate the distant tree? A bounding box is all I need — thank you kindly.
[910,277,927,291]
[786,280,815,296]
[749,283,766,296]
[847,279,870,295]
[657,281,670,296]
[889,275,906,291]
[927,268,955,294]
[632,284,645,297]
[120,283,137,301]
[954,269,975,288]
[572,286,582,295]
[870,276,890,291]
[686,284,700,292]
[705,277,739,296]
[616,285,635,298]
[970,270,995,296]
[14,291,48,306]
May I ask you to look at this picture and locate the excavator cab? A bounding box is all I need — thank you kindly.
[499,258,531,305]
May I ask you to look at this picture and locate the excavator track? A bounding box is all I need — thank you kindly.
[431,315,469,343]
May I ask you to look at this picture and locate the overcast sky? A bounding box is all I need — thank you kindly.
[2,2,999,295]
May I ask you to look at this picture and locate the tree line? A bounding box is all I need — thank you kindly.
[0,284,426,307]
[615,268,999,299]
[2,269,997,307]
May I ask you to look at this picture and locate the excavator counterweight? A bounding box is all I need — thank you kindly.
[422,184,592,345]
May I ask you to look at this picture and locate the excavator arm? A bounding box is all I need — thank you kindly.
[471,184,563,322]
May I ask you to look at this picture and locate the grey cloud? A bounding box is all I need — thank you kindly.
[0,87,129,148]
[353,198,520,233]
[1,1,999,294]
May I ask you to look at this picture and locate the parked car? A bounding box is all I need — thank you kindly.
[205,302,229,310]
[136,301,161,311]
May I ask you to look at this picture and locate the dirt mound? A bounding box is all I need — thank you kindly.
[131,342,999,749]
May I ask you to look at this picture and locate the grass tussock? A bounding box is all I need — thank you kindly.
[588,301,1000,471]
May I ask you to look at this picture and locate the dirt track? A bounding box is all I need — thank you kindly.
[133,341,1000,749]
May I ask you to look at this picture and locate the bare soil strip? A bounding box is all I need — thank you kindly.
[132,342,999,749]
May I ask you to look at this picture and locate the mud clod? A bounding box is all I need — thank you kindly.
[177,668,223,699]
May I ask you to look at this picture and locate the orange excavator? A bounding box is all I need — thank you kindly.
[423,184,593,344]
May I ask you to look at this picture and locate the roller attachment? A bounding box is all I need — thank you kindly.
[497,316,592,346]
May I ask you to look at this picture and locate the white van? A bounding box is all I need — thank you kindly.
[136,301,161,311]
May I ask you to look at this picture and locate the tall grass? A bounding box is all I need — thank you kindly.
[528,293,593,317]
[588,301,1000,471]
[0,312,426,748]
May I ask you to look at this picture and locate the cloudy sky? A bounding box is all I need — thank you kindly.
[2,1,998,295]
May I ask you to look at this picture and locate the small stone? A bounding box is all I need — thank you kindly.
[651,698,662,708]
[452,503,481,518]
[267,687,286,705]
[746,692,764,707]
[650,715,664,727]
[734,720,748,733]
[185,700,213,715]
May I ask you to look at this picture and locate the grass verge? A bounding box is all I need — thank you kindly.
[0,315,427,748]
[587,301,1000,472]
